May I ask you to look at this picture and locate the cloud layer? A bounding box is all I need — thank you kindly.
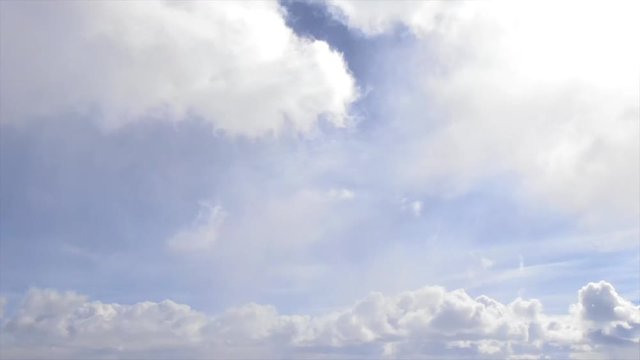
[1,281,638,359]
[0,1,357,136]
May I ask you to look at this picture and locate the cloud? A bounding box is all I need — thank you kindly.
[327,0,640,225]
[221,187,362,251]
[166,204,227,253]
[0,288,208,359]
[400,198,422,217]
[0,2,637,359]
[1,282,637,359]
[327,188,355,201]
[480,257,494,270]
[410,201,422,217]
[0,1,357,136]
[179,187,368,295]
[573,281,640,348]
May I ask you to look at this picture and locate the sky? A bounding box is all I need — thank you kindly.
[0,0,638,359]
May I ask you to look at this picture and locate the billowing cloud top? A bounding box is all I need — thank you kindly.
[0,1,357,135]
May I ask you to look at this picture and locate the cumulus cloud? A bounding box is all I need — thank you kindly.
[0,1,357,136]
[328,0,640,224]
[0,289,208,359]
[573,281,640,350]
[1,282,637,359]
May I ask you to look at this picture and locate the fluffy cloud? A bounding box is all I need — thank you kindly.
[1,282,637,359]
[328,0,640,224]
[573,281,640,350]
[0,1,357,136]
[0,289,208,359]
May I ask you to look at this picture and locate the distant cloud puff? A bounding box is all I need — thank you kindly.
[166,204,226,253]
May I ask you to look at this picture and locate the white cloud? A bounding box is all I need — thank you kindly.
[1,282,637,359]
[0,288,208,359]
[328,0,640,224]
[167,204,226,253]
[0,1,357,136]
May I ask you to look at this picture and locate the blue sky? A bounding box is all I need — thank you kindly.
[0,1,639,359]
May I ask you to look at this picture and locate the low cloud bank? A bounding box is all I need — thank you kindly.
[1,281,637,359]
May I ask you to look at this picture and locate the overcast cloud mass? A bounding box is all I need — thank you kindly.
[0,0,638,359]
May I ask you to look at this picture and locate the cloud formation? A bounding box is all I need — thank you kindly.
[0,2,637,359]
[328,0,640,224]
[0,1,357,136]
[1,281,637,359]
[573,281,640,352]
